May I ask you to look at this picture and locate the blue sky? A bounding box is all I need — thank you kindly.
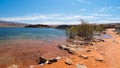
[0,0,120,24]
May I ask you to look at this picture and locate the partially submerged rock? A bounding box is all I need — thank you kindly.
[37,57,47,64]
[58,44,68,50]
[76,63,87,68]
[58,44,76,54]
[65,59,73,65]
[47,58,57,64]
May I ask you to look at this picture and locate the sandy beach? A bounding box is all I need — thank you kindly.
[29,28,120,68]
[96,29,120,68]
[0,39,70,68]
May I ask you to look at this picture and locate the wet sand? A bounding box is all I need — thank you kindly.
[0,39,70,68]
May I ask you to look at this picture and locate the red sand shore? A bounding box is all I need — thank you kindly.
[96,29,120,68]
[0,28,120,68]
[33,29,120,68]
[0,39,70,68]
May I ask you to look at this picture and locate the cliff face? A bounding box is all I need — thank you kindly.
[0,20,26,27]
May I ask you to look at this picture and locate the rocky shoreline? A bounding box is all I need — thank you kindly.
[30,28,119,68]
[2,28,120,68]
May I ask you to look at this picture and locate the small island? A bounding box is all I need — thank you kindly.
[24,24,51,28]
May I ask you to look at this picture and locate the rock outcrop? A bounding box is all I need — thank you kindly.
[79,54,89,59]
[76,63,87,68]
[37,57,47,64]
[47,58,57,64]
[67,48,76,54]
[95,58,103,61]
[65,59,73,65]
[58,44,68,50]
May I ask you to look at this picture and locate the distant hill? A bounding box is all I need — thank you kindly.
[24,24,51,28]
[55,25,72,29]
[0,20,26,27]
[24,24,73,29]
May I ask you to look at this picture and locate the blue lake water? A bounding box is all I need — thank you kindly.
[0,27,113,42]
[0,27,67,41]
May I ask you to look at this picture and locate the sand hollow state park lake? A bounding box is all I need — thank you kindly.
[0,27,67,42]
[0,27,70,67]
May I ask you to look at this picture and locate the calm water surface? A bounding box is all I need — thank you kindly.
[0,27,69,67]
[0,27,67,42]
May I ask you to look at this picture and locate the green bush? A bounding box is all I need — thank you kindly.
[66,19,93,41]
[66,19,107,42]
[93,24,107,32]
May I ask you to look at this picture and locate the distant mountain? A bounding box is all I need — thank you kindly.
[0,20,26,27]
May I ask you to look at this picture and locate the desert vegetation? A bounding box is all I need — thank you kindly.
[66,19,107,42]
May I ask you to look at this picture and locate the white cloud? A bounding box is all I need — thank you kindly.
[92,17,120,24]
[96,20,119,23]
[39,21,79,25]
[0,14,63,21]
[54,15,95,20]
[0,14,95,22]
[0,13,119,24]
[96,7,112,12]
[0,15,50,21]
[91,13,111,17]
